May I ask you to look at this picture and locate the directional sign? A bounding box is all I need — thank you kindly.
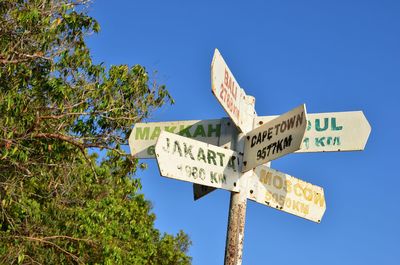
[155,131,242,192]
[255,111,371,153]
[129,119,222,158]
[246,165,326,223]
[129,111,371,159]
[242,104,308,172]
[211,48,255,133]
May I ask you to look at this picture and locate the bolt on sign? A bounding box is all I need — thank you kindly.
[155,131,242,192]
[255,111,371,153]
[246,165,326,223]
[242,104,308,172]
[211,48,255,133]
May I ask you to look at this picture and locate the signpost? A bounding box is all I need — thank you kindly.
[246,165,326,223]
[127,48,371,265]
[242,104,307,172]
[155,131,241,192]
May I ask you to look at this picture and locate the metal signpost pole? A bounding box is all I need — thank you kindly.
[224,125,246,265]
[225,187,247,265]
[223,98,255,265]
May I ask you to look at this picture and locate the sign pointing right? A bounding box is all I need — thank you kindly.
[242,104,307,172]
[247,165,326,223]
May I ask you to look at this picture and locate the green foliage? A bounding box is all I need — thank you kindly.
[0,0,190,264]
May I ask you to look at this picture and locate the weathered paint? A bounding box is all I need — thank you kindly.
[242,104,307,172]
[255,111,371,153]
[211,49,255,133]
[247,165,326,223]
[129,111,371,159]
[224,191,247,265]
[193,118,235,200]
[129,119,222,158]
[155,131,241,191]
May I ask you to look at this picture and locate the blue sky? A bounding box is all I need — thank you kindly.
[88,1,399,264]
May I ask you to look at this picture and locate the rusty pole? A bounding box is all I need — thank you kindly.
[224,128,249,265]
[224,95,256,265]
[224,189,247,265]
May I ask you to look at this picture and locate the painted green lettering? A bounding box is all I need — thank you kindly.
[315,118,328,132]
[147,145,155,155]
[315,137,325,147]
[197,148,206,163]
[164,126,176,133]
[179,125,192,137]
[210,172,218,183]
[173,140,182,156]
[207,150,217,165]
[208,124,221,137]
[216,152,225,166]
[184,143,195,160]
[193,125,206,137]
[135,127,150,140]
[331,118,343,131]
[219,174,227,184]
[303,137,310,149]
[150,127,161,140]
[333,136,341,145]
[162,137,170,152]
[227,156,236,171]
[307,120,312,131]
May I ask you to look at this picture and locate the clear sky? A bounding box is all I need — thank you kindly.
[87,1,399,264]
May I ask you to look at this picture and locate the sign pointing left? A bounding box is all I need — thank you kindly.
[155,131,242,192]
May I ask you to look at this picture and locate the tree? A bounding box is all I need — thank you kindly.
[0,0,191,264]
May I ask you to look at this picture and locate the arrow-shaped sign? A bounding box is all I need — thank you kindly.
[155,131,242,192]
[246,165,326,223]
[255,111,371,153]
[211,48,255,133]
[129,110,371,162]
[242,104,308,172]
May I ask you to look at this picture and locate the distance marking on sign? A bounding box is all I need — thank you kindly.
[247,165,326,223]
[155,131,241,192]
[242,104,307,172]
[255,111,371,153]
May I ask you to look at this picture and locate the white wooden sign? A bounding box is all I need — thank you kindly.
[242,104,308,172]
[247,165,326,223]
[155,131,242,192]
[129,111,371,159]
[255,111,371,153]
[129,119,222,158]
[211,48,255,133]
